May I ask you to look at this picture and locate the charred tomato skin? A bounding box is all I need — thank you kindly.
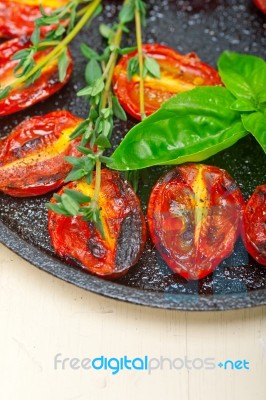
[113,43,222,121]
[0,0,69,38]
[147,164,245,280]
[0,110,83,197]
[0,37,72,116]
[48,169,146,279]
[243,185,266,266]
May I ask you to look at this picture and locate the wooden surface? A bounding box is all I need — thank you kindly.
[1,242,266,400]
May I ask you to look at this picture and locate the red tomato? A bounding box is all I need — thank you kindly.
[243,185,266,266]
[113,44,222,120]
[0,110,83,197]
[147,164,245,280]
[0,0,69,38]
[48,169,146,278]
[0,37,72,116]
[253,0,266,13]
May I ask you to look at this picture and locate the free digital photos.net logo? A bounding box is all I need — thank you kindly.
[54,354,250,375]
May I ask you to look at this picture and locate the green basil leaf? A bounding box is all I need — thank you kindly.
[257,92,266,104]
[230,99,257,112]
[110,87,247,170]
[218,51,266,104]
[241,112,266,153]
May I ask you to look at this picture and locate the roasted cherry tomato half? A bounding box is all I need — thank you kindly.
[0,37,72,116]
[0,0,69,38]
[113,44,222,120]
[0,110,83,197]
[147,164,245,280]
[48,169,146,278]
[243,185,266,266]
[253,0,266,13]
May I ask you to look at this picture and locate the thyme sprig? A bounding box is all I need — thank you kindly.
[125,0,160,190]
[47,0,141,235]
[47,0,159,229]
[0,0,102,100]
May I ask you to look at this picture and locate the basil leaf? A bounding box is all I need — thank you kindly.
[230,99,257,112]
[110,87,247,170]
[241,112,266,153]
[218,51,266,105]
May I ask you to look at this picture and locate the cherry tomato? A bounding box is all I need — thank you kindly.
[147,164,245,280]
[112,44,222,120]
[0,0,69,38]
[0,110,83,197]
[243,185,266,266]
[48,169,146,278]
[253,0,266,13]
[0,37,72,116]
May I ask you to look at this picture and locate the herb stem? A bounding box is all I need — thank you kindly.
[13,0,102,89]
[135,4,146,120]
[101,26,123,107]
[92,22,125,205]
[92,157,102,205]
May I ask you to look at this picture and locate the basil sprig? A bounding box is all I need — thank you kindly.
[218,51,266,153]
[110,51,266,171]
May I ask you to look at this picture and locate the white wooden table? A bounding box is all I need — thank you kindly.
[1,242,266,400]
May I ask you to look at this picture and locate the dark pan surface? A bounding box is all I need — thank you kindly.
[0,0,266,310]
